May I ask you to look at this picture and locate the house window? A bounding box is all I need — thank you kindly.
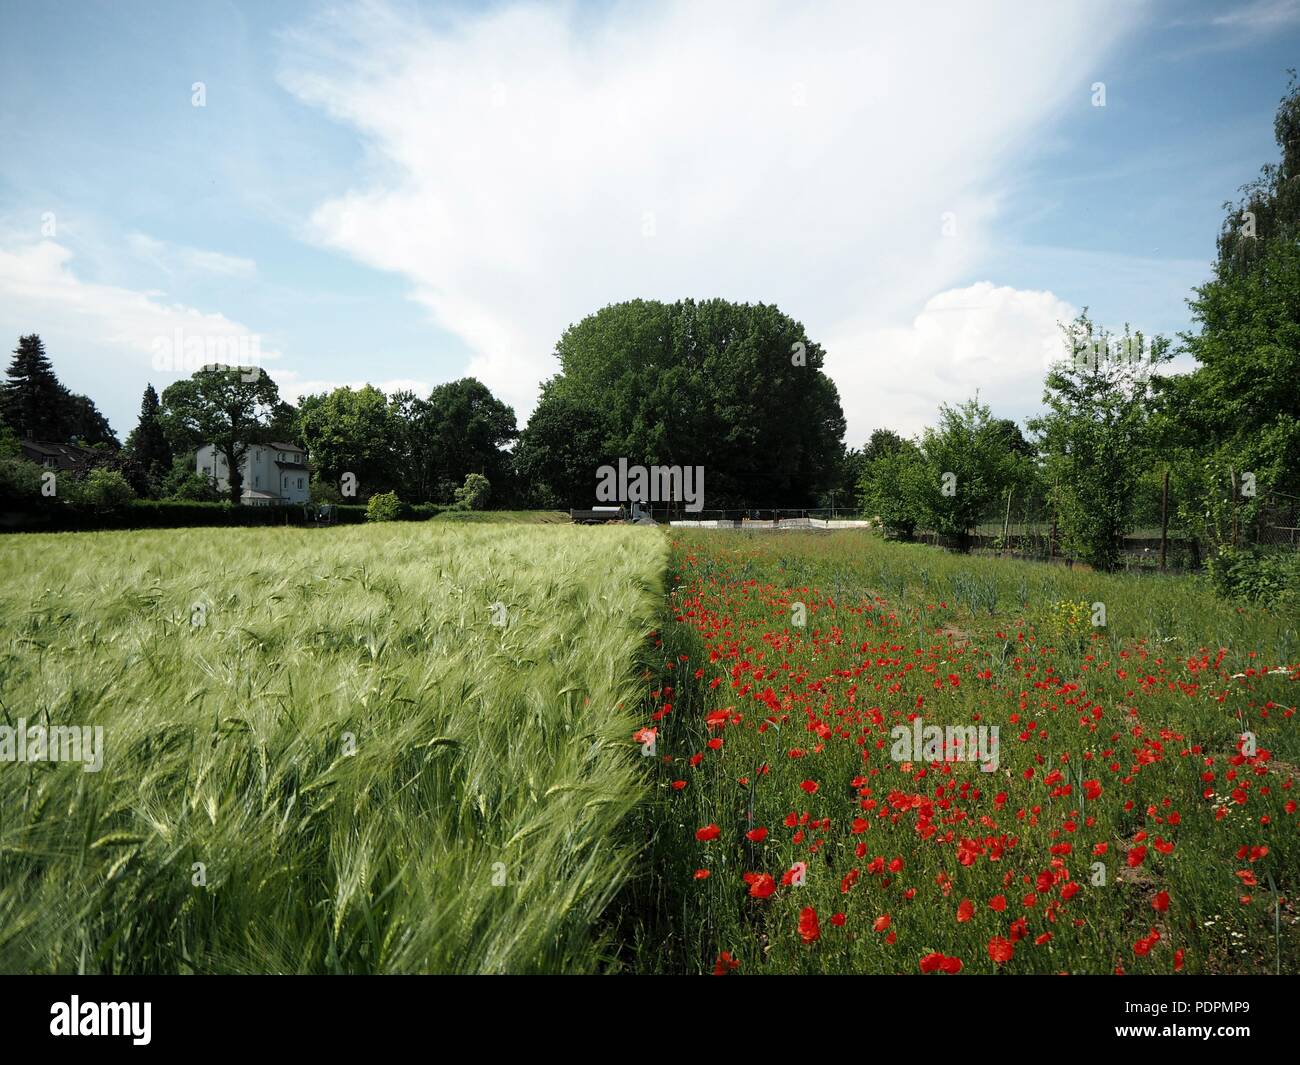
[298,478,304,489]
[255,475,261,488]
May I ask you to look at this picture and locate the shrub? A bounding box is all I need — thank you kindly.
[366,491,403,522]
[0,456,44,499]
[453,473,491,511]
[1206,546,1300,607]
[75,468,135,509]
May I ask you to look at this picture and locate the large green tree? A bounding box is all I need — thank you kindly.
[1,335,65,440]
[513,387,613,507]
[541,298,845,509]
[420,378,517,502]
[296,385,400,501]
[0,335,116,446]
[1154,75,1300,550]
[159,367,281,503]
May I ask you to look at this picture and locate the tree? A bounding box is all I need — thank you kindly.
[543,299,845,508]
[917,397,1029,549]
[1031,314,1169,570]
[63,393,118,447]
[513,387,613,507]
[2,335,69,440]
[296,385,400,502]
[158,454,220,502]
[859,436,928,539]
[1153,75,1300,552]
[159,367,282,504]
[125,384,173,491]
[0,335,118,446]
[862,428,911,466]
[420,378,517,501]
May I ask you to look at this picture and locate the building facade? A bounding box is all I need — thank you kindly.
[196,441,311,505]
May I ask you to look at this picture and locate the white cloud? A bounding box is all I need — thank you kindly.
[0,240,280,385]
[128,233,257,278]
[281,0,1141,432]
[826,282,1078,439]
[1211,0,1300,32]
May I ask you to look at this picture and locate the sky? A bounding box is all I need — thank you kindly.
[1,0,1298,445]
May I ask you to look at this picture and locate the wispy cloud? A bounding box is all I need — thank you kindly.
[128,233,257,278]
[1211,0,1300,32]
[280,0,1141,441]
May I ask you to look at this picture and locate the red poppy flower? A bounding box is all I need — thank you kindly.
[1152,890,1170,913]
[988,936,1014,964]
[873,914,892,933]
[695,824,721,842]
[956,899,974,923]
[747,873,776,899]
[745,827,768,843]
[694,869,710,880]
[798,907,821,944]
[800,780,819,794]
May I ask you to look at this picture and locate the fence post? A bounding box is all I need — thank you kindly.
[1159,468,1169,571]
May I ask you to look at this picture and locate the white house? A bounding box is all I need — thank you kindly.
[196,441,311,506]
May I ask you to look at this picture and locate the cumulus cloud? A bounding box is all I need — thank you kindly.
[826,282,1078,439]
[280,0,1139,438]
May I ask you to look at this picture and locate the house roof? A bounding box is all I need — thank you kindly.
[19,440,97,467]
[266,441,305,453]
[275,461,309,470]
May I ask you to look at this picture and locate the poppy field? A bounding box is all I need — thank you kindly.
[629,530,1300,975]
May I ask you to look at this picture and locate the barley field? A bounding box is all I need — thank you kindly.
[0,522,665,973]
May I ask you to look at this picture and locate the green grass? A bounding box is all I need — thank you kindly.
[0,522,665,973]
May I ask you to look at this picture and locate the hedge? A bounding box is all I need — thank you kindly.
[0,499,448,533]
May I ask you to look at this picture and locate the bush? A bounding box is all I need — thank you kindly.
[74,468,135,509]
[453,473,491,511]
[0,456,44,499]
[1206,546,1300,607]
[366,491,403,522]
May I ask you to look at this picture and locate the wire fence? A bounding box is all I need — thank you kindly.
[636,484,1300,573]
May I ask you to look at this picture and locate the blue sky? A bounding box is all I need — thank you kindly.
[1,0,1298,443]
